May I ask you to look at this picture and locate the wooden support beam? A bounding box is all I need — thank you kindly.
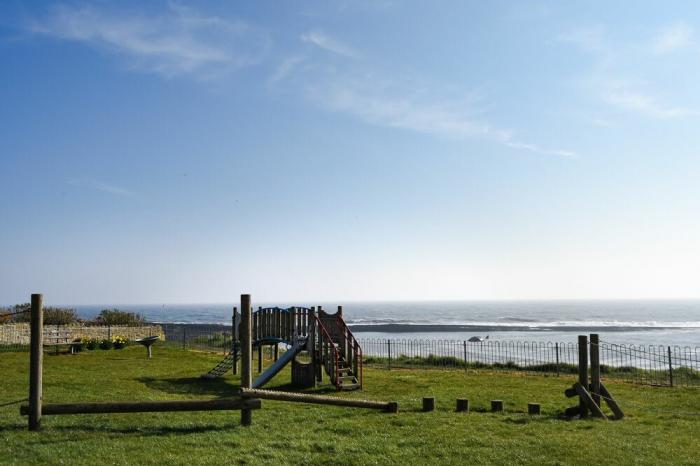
[590,333,601,412]
[574,382,607,420]
[577,335,589,418]
[240,388,397,412]
[20,398,260,416]
[599,383,624,420]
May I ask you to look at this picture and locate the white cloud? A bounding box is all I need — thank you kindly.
[603,87,697,119]
[27,4,270,78]
[68,179,133,196]
[308,75,576,158]
[560,25,699,120]
[269,56,305,84]
[301,30,357,57]
[652,22,694,54]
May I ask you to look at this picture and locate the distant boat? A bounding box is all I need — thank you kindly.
[468,335,489,343]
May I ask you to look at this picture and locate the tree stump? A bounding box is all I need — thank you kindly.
[528,403,541,415]
[456,399,470,413]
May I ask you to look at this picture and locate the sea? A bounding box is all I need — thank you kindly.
[71,300,700,348]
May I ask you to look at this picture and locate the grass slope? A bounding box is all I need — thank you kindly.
[1,346,698,465]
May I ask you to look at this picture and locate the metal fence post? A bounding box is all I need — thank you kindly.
[387,339,391,370]
[182,327,186,350]
[668,346,674,387]
[463,340,467,370]
[555,342,560,377]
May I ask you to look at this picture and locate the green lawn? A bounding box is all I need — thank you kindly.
[1,346,698,465]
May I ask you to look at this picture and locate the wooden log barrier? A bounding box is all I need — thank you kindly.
[456,398,469,413]
[20,398,261,416]
[422,397,435,412]
[491,400,503,412]
[240,388,398,413]
[528,403,541,415]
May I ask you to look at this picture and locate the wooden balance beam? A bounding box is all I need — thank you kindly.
[20,398,261,416]
[240,388,398,413]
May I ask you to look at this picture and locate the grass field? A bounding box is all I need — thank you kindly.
[1,346,698,465]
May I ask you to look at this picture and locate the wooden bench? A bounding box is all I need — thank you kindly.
[43,328,81,354]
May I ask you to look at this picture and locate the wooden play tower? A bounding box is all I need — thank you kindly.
[202,305,363,391]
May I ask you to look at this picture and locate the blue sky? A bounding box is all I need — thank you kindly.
[1,1,699,304]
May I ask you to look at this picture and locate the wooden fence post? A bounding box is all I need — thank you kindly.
[590,334,601,413]
[240,294,252,426]
[29,293,43,431]
[667,346,674,387]
[577,335,589,418]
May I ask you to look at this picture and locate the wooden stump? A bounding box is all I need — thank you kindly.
[386,402,399,413]
[456,399,470,413]
[422,397,435,412]
[491,400,503,412]
[528,403,541,415]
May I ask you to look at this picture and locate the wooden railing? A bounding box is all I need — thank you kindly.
[312,313,341,389]
[335,314,363,388]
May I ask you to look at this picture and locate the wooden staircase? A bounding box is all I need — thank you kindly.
[317,307,363,391]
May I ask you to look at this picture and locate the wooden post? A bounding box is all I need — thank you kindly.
[240,294,252,426]
[590,334,601,411]
[578,335,589,418]
[29,294,43,431]
[528,403,541,415]
[491,400,503,412]
[257,345,263,373]
[232,307,238,375]
[456,398,469,412]
[555,342,560,377]
[337,305,343,317]
[422,397,435,412]
[667,346,674,387]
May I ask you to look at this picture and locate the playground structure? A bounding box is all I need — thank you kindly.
[201,305,363,391]
[20,293,393,432]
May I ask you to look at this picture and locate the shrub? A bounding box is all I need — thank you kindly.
[2,304,77,325]
[85,338,98,350]
[112,336,127,349]
[96,309,146,326]
[71,338,84,352]
[43,307,78,325]
[99,339,113,350]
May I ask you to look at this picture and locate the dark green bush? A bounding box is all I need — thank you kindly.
[96,309,146,326]
[99,339,113,350]
[85,338,98,350]
[4,304,77,325]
